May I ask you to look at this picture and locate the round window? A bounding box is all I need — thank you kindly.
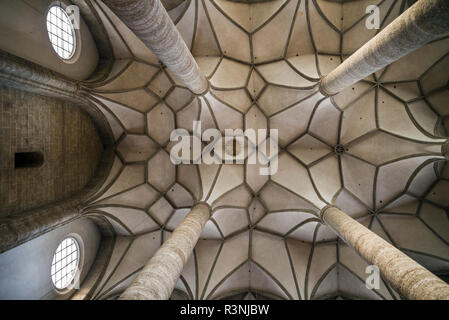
[51,237,80,290]
[46,5,76,60]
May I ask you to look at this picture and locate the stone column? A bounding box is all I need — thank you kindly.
[120,203,211,300]
[102,0,209,95]
[319,0,449,96]
[321,206,449,300]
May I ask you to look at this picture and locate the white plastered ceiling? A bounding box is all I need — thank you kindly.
[80,0,449,300]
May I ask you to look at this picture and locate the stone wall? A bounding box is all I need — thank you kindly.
[0,85,103,217]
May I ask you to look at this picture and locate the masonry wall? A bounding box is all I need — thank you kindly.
[0,0,99,81]
[0,217,101,300]
[0,85,103,217]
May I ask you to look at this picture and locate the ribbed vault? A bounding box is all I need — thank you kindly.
[78,0,449,300]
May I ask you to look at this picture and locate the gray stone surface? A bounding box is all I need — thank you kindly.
[0,51,115,254]
[2,0,449,301]
[320,0,449,95]
[0,86,103,217]
[103,0,209,94]
[120,203,210,300]
[321,206,449,300]
[82,0,449,300]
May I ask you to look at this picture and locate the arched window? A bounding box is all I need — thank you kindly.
[46,5,76,60]
[14,152,44,169]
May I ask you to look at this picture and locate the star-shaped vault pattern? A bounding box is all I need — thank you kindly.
[78,0,449,300]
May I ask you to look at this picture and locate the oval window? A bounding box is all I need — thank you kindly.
[46,5,76,60]
[51,237,80,290]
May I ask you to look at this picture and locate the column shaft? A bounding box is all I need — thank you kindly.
[120,203,210,300]
[103,0,209,95]
[320,0,449,96]
[321,206,449,300]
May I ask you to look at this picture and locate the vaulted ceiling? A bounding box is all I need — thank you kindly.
[78,0,449,300]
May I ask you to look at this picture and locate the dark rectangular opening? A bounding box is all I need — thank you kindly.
[14,152,44,169]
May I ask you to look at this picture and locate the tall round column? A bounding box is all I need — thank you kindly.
[321,206,449,300]
[103,0,209,95]
[319,0,449,96]
[120,203,211,300]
